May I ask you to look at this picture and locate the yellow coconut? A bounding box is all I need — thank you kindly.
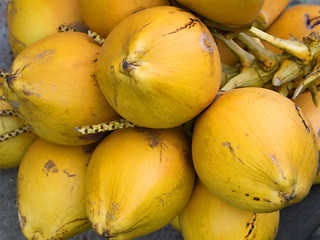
[17,137,94,239]
[293,91,320,184]
[179,180,280,240]
[86,127,195,239]
[77,0,170,38]
[175,0,265,30]
[0,81,37,168]
[7,0,88,56]
[192,87,318,213]
[97,6,221,129]
[253,0,290,30]
[2,31,120,146]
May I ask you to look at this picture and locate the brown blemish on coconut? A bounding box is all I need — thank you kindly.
[304,13,320,30]
[35,49,55,59]
[63,170,76,177]
[222,142,236,160]
[42,160,59,176]
[146,130,161,148]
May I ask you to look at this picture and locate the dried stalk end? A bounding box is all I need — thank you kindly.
[0,125,30,142]
[88,30,105,46]
[58,24,77,32]
[75,119,137,135]
[0,109,17,116]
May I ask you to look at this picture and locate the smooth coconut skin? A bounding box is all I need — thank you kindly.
[175,0,265,30]
[264,4,320,53]
[179,180,280,240]
[7,0,87,56]
[77,0,170,38]
[2,31,120,146]
[17,138,94,240]
[0,81,37,168]
[192,87,319,213]
[97,6,221,129]
[86,127,195,239]
[293,91,320,184]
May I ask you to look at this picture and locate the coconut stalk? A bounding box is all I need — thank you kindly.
[75,119,137,134]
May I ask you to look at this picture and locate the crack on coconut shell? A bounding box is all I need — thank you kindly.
[294,103,311,132]
[245,213,257,238]
[162,18,198,37]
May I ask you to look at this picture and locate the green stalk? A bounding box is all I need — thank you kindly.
[246,26,311,65]
[211,30,255,67]
[236,32,277,71]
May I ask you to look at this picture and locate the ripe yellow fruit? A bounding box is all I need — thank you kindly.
[293,91,320,184]
[175,0,265,30]
[77,0,170,38]
[0,81,37,168]
[7,0,87,56]
[17,138,94,239]
[2,31,120,146]
[97,6,221,128]
[179,180,280,240]
[86,127,195,239]
[192,87,318,213]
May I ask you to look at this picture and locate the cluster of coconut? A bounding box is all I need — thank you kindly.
[1,0,320,239]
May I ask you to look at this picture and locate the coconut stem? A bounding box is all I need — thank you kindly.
[220,63,240,87]
[272,59,309,86]
[75,119,137,134]
[0,109,17,116]
[211,30,256,67]
[246,26,311,64]
[88,30,105,46]
[58,24,77,32]
[236,32,277,71]
[221,66,263,91]
[278,82,294,97]
[309,82,319,107]
[0,125,30,142]
[292,62,320,99]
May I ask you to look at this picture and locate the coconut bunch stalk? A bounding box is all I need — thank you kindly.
[205,23,320,106]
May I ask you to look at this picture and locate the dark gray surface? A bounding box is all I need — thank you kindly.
[1,0,320,239]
